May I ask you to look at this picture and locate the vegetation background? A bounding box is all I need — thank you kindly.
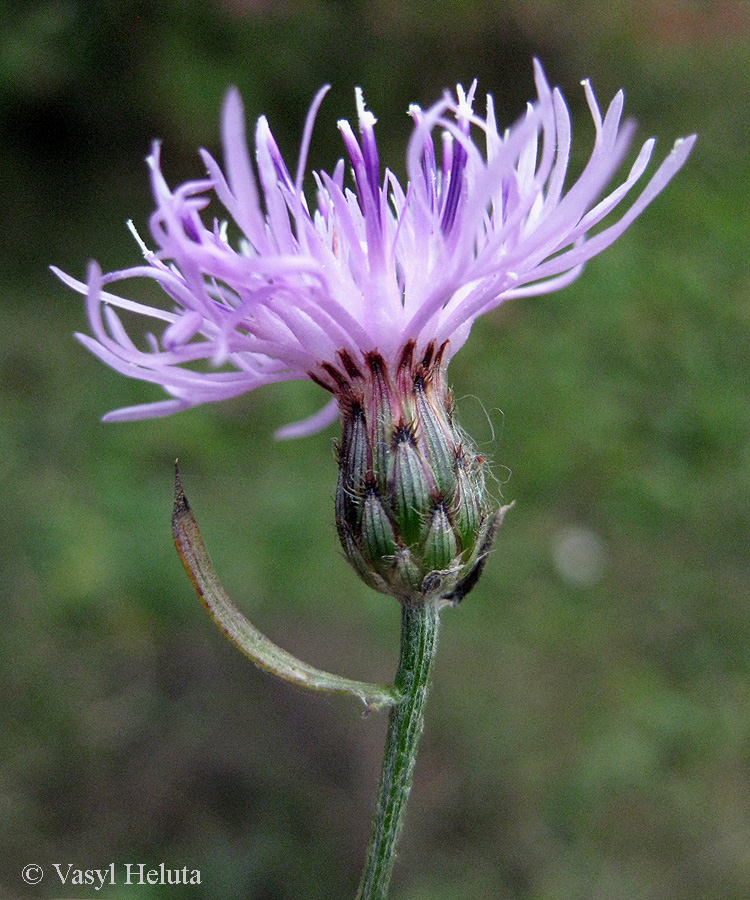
[1,1,749,898]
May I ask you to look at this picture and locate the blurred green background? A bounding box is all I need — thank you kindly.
[1,1,749,898]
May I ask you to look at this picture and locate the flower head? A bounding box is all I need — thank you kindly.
[55,61,694,602]
[54,59,694,433]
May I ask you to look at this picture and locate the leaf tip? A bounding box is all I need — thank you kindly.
[173,460,190,523]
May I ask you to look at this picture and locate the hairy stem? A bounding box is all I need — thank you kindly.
[357,600,441,900]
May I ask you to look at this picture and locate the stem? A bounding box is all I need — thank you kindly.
[357,600,441,900]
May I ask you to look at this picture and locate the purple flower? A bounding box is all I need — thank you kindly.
[55,61,695,602]
[54,60,695,435]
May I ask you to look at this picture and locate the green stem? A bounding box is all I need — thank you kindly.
[357,600,441,900]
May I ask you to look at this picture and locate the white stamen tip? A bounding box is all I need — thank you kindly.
[355,87,377,129]
[127,219,153,259]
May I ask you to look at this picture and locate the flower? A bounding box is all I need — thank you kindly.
[54,60,694,602]
[54,59,695,433]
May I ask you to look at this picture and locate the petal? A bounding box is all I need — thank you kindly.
[275,397,340,439]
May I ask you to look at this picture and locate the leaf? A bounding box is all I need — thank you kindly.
[171,463,399,711]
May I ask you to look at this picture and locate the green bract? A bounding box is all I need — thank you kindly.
[330,340,509,604]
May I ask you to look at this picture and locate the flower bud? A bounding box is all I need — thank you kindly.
[328,341,508,604]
